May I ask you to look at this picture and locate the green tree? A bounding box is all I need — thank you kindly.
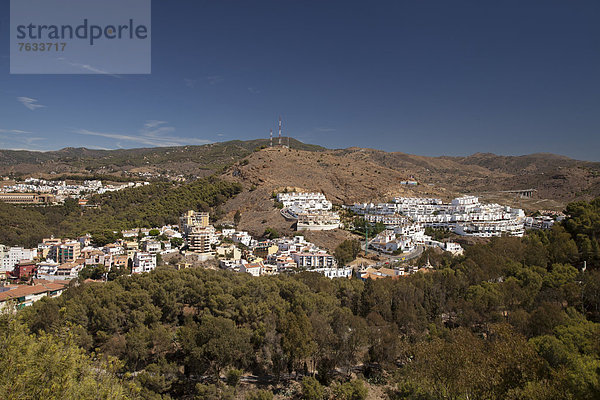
[334,239,361,265]
[170,237,184,248]
[92,230,123,246]
[301,376,325,400]
[0,315,139,399]
[333,380,368,400]
[263,227,280,239]
[226,368,242,388]
[281,306,316,375]
[245,390,274,400]
[179,315,252,380]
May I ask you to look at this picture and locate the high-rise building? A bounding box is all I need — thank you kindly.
[187,226,216,253]
[179,210,215,254]
[179,210,210,234]
[50,241,81,264]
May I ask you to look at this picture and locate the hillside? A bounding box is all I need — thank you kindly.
[218,147,449,242]
[0,178,242,247]
[3,139,600,229]
[0,138,325,177]
[216,145,600,242]
[334,148,600,201]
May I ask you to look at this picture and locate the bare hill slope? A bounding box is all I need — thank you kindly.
[218,146,600,240]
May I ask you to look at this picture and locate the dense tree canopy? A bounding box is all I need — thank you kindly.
[0,177,242,247]
[0,313,139,399]
[4,198,600,399]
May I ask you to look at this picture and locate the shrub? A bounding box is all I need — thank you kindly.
[333,380,368,400]
[226,368,242,387]
[301,376,325,400]
[245,390,274,400]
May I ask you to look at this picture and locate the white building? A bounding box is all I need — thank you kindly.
[187,226,216,253]
[35,261,61,280]
[525,216,555,230]
[232,231,254,247]
[1,247,37,271]
[292,252,336,269]
[297,212,341,231]
[221,228,236,237]
[312,267,353,279]
[53,262,84,280]
[240,262,264,277]
[132,252,157,274]
[443,242,464,255]
[364,213,408,227]
[353,196,525,238]
[144,240,162,254]
[278,192,341,231]
[277,192,332,212]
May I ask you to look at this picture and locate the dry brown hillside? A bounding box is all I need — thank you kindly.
[218,146,600,243]
[218,147,450,242]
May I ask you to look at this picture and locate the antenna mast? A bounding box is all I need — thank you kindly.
[278,116,282,146]
[270,129,273,147]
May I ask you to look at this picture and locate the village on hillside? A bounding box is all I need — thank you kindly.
[0,186,565,311]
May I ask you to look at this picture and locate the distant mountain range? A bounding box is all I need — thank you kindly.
[1,139,599,207]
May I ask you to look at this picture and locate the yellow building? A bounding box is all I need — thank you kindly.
[253,244,279,259]
[216,245,241,260]
[180,210,210,233]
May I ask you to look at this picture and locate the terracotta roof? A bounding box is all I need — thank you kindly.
[360,272,387,280]
[57,262,80,270]
[0,282,67,302]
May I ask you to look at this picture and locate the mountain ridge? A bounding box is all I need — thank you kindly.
[1,138,599,207]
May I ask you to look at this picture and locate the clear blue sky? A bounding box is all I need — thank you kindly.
[1,0,599,160]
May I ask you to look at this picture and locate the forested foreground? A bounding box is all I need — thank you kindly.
[0,177,242,247]
[2,198,599,399]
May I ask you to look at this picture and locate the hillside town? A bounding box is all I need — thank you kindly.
[0,177,150,204]
[0,189,565,311]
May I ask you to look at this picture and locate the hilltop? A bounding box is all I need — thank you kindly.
[2,140,598,201]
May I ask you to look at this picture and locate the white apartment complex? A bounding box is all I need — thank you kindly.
[277,192,332,212]
[349,196,525,237]
[277,192,341,231]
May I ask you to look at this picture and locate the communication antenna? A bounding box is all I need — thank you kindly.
[278,116,282,146]
[270,129,273,147]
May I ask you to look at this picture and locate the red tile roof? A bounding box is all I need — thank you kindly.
[0,282,68,302]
